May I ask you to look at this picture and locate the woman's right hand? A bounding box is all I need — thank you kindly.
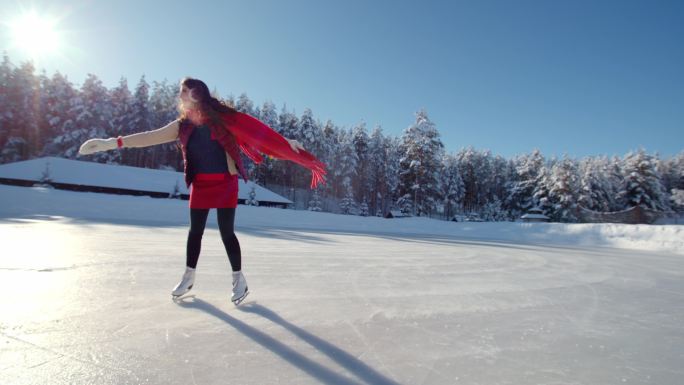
[286,138,305,153]
[79,138,118,155]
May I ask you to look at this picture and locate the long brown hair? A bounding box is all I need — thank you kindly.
[178,77,237,131]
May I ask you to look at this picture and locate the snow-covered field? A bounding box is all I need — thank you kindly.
[1,185,683,384]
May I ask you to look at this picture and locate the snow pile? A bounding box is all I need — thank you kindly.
[0,184,682,255]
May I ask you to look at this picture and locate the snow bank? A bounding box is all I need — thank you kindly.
[0,184,682,255]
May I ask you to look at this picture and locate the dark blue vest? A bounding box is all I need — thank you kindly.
[179,121,228,186]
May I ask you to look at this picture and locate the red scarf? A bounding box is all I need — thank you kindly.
[213,112,327,189]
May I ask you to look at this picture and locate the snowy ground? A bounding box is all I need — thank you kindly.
[1,185,683,384]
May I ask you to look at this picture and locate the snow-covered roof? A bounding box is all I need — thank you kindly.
[0,157,292,204]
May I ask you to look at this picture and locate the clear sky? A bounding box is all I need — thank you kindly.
[1,0,682,159]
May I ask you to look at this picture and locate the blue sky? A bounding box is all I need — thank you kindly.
[1,0,682,159]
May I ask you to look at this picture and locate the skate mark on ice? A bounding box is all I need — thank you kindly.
[239,303,402,385]
[0,262,117,272]
[348,266,398,380]
[176,298,359,384]
[179,298,401,385]
[345,319,396,381]
[1,331,133,374]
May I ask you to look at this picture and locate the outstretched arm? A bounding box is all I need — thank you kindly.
[119,120,180,148]
[79,120,180,155]
[225,112,327,188]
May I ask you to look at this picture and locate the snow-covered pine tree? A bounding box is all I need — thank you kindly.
[578,156,615,212]
[578,157,598,211]
[547,156,580,222]
[274,105,299,189]
[18,62,41,158]
[481,197,507,221]
[0,54,11,162]
[396,193,413,216]
[0,137,27,162]
[318,119,338,188]
[247,184,258,206]
[668,151,684,213]
[40,72,77,157]
[333,128,358,203]
[487,155,510,215]
[618,149,669,211]
[476,150,494,211]
[170,179,181,199]
[534,162,553,219]
[253,101,279,184]
[66,74,113,162]
[293,109,326,207]
[320,119,338,161]
[36,70,51,151]
[258,101,279,131]
[398,109,444,217]
[110,79,133,125]
[671,189,684,212]
[0,59,38,162]
[438,153,465,220]
[606,156,626,211]
[298,108,323,153]
[148,80,179,169]
[339,180,357,214]
[223,94,236,108]
[671,151,684,192]
[290,108,323,189]
[106,77,135,165]
[456,147,481,213]
[236,93,255,116]
[385,136,402,214]
[351,121,370,204]
[659,151,684,204]
[124,76,152,167]
[308,188,323,212]
[367,125,388,216]
[308,119,338,208]
[359,198,369,216]
[654,152,683,214]
[506,149,545,218]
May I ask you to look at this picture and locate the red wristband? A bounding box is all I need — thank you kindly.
[116,136,123,148]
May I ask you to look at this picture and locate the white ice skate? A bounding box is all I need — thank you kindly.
[231,271,249,305]
[172,267,196,299]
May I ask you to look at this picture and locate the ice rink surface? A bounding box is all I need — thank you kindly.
[1,186,682,384]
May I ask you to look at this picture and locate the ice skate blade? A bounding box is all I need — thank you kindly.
[171,284,193,299]
[172,293,196,302]
[232,290,249,306]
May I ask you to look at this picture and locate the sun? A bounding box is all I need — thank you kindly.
[8,11,62,58]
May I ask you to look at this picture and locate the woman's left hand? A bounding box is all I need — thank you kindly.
[287,138,305,153]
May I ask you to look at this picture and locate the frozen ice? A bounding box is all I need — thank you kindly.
[1,185,682,384]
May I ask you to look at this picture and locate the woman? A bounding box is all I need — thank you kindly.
[79,77,326,305]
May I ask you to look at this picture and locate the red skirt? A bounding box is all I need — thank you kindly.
[189,173,238,209]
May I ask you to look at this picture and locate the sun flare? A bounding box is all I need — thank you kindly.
[9,11,62,57]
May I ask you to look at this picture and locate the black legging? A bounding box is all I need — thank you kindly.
[187,208,241,271]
